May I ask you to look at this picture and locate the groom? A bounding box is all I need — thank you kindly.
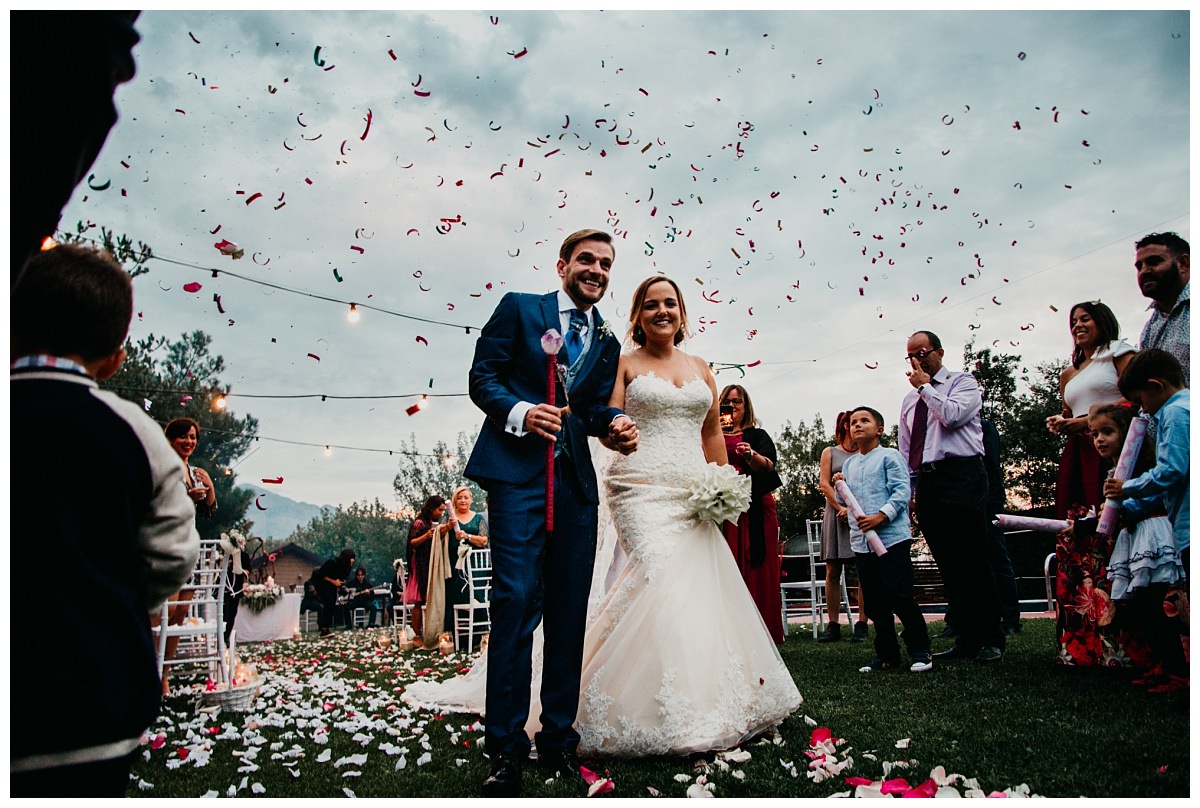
[465,228,638,797]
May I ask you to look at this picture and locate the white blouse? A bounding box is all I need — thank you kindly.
[1063,338,1135,416]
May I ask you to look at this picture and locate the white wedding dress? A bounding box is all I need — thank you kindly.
[404,373,801,757]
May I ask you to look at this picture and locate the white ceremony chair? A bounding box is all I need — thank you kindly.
[392,560,414,637]
[453,548,492,651]
[154,538,228,686]
[780,520,851,639]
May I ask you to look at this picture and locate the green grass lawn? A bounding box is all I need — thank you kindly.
[132,618,1189,797]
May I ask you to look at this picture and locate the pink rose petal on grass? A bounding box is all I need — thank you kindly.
[881,777,911,795]
[903,778,938,797]
[579,765,601,785]
[844,776,874,787]
[809,727,833,746]
[150,733,167,750]
[587,778,614,796]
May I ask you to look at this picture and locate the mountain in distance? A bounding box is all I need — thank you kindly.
[238,484,330,541]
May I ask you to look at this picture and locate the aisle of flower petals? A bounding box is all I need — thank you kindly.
[137,631,1036,798]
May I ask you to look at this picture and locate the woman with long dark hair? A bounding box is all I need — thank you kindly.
[406,494,447,648]
[1046,301,1135,519]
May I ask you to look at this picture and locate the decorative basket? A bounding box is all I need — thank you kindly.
[200,680,260,712]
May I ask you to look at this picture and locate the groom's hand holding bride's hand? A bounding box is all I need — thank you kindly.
[605,414,639,455]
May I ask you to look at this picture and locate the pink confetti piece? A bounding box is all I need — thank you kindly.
[182,282,203,293]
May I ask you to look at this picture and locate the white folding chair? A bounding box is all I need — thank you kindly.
[154,538,228,685]
[299,609,319,633]
[805,518,853,638]
[352,607,369,628]
[392,560,414,637]
[453,548,492,651]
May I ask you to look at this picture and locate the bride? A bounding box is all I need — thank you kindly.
[405,275,801,757]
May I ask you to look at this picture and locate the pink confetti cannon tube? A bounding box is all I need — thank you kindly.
[834,480,888,556]
[1097,415,1149,536]
[994,514,1070,533]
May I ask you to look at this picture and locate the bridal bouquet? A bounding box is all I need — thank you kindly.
[686,462,753,525]
[241,577,284,612]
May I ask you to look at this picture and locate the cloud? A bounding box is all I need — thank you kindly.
[59,9,1189,508]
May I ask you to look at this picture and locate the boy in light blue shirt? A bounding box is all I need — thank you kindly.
[836,406,932,673]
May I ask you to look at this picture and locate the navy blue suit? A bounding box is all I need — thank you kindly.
[465,291,623,760]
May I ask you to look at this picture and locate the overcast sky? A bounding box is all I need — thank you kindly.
[58,8,1190,511]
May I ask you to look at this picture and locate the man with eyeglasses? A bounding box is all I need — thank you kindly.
[898,330,1005,665]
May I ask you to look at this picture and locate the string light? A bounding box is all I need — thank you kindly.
[40,236,58,251]
[212,393,228,411]
[347,303,360,323]
[61,230,478,332]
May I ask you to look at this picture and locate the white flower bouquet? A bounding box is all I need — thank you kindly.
[686,462,753,525]
[242,577,284,612]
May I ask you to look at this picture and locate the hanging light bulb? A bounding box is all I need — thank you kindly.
[212,393,228,411]
[405,395,429,416]
[347,303,360,323]
[39,236,58,251]
[324,445,332,456]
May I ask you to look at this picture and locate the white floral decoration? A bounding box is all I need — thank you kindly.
[685,462,752,525]
[597,319,615,341]
[242,577,284,612]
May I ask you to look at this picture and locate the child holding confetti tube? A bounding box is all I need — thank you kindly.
[835,406,932,674]
[1088,403,1187,683]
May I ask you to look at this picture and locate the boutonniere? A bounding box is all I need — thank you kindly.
[597,319,615,341]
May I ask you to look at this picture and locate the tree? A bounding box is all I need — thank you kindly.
[286,499,406,583]
[962,340,1065,510]
[1006,361,1066,511]
[392,432,485,513]
[774,415,829,543]
[101,330,260,540]
[59,220,154,278]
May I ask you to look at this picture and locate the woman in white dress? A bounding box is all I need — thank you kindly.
[406,276,801,758]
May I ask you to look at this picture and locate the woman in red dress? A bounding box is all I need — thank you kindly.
[719,384,785,643]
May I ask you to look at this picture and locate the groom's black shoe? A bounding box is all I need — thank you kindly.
[482,755,523,797]
[539,748,583,780]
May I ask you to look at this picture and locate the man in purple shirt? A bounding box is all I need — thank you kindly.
[899,330,1005,664]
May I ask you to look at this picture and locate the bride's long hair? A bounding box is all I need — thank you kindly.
[627,275,688,346]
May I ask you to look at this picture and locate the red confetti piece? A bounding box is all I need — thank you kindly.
[188,32,200,44]
[360,109,373,140]
[388,49,397,60]
[414,89,431,97]
[183,282,202,293]
[350,245,365,254]
[415,336,428,346]
[307,352,320,361]
[511,47,528,58]
[245,192,263,205]
[214,294,225,313]
[255,494,268,510]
